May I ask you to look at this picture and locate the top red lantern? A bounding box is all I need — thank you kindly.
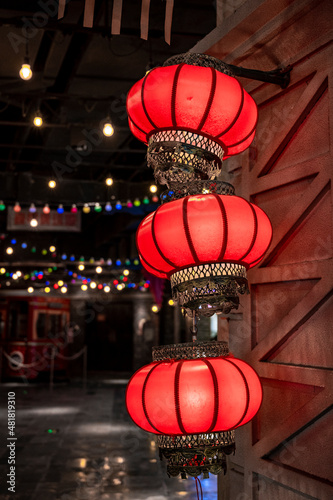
[126,57,257,158]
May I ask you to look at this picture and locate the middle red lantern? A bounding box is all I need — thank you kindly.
[137,192,272,316]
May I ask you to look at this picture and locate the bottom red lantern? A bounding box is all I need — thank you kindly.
[126,341,262,479]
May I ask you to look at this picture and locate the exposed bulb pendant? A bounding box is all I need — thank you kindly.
[19,62,32,80]
[33,113,43,127]
[103,119,114,137]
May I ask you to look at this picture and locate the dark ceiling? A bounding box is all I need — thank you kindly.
[0,0,216,288]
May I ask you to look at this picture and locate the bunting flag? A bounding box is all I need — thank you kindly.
[83,0,96,28]
[57,0,174,44]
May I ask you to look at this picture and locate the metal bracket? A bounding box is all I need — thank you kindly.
[227,64,292,89]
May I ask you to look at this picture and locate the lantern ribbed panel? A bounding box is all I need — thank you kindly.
[126,356,262,435]
[136,194,272,279]
[127,64,257,156]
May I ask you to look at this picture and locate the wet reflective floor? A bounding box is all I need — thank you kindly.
[0,379,217,499]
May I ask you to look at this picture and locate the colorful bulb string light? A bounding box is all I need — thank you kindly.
[0,196,160,214]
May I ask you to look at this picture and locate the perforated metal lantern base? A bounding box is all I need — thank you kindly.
[170,263,248,317]
[147,130,224,187]
[158,431,236,479]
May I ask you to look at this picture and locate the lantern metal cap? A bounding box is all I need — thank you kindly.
[160,179,235,203]
[152,341,229,361]
[163,53,234,77]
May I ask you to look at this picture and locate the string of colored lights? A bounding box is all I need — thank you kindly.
[0,266,150,294]
[0,195,160,214]
[1,237,141,267]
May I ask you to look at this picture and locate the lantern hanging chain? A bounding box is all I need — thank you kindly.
[190,311,198,343]
[195,477,203,500]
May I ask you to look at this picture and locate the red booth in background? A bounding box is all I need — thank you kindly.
[0,296,70,379]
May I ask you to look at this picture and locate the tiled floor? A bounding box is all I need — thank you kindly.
[0,378,217,499]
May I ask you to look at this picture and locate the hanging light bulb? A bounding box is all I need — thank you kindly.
[115,201,122,210]
[57,204,64,214]
[105,202,112,212]
[90,281,97,289]
[29,203,36,213]
[19,62,32,80]
[123,269,129,276]
[127,199,133,208]
[94,203,102,213]
[27,286,34,293]
[78,264,85,271]
[48,179,56,188]
[30,218,38,227]
[168,299,175,306]
[45,287,51,293]
[105,176,113,186]
[152,195,159,203]
[43,203,50,214]
[134,198,141,207]
[0,201,6,211]
[96,266,102,274]
[13,202,21,213]
[103,120,114,137]
[49,245,56,253]
[71,204,77,213]
[33,114,43,127]
[83,204,91,214]
[61,286,67,294]
[150,184,158,193]
[151,305,159,313]
[104,285,111,293]
[143,196,149,205]
[81,284,88,291]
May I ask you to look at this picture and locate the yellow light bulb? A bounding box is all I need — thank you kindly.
[58,280,64,287]
[78,264,85,271]
[150,184,157,193]
[90,281,97,289]
[48,180,56,188]
[123,269,129,276]
[96,266,102,274]
[103,122,114,137]
[30,218,38,227]
[16,271,22,277]
[27,287,34,293]
[61,286,67,293]
[116,284,122,291]
[83,204,90,214]
[45,287,51,293]
[19,63,32,80]
[49,246,56,253]
[104,286,110,293]
[81,284,88,291]
[168,299,175,306]
[6,247,13,255]
[0,268,6,274]
[105,177,113,186]
[152,305,159,313]
[33,116,43,127]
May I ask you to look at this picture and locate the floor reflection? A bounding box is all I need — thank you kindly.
[0,380,217,500]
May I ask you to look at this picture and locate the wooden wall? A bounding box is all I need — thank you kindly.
[193,1,333,498]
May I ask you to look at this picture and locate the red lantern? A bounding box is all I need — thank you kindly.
[126,341,261,478]
[127,60,257,158]
[136,193,272,315]
[127,54,258,186]
[126,355,262,436]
